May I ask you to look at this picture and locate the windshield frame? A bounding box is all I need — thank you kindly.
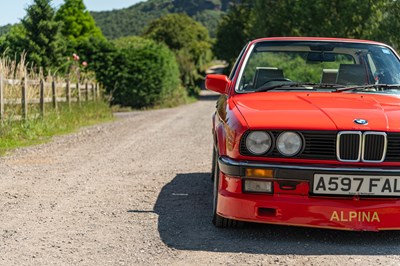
[234,40,400,94]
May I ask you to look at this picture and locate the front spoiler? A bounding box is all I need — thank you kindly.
[217,156,400,231]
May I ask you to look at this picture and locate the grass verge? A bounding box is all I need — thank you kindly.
[0,101,114,155]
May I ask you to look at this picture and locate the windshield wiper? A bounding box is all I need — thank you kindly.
[256,82,344,92]
[333,84,400,93]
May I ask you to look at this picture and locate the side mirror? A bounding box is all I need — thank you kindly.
[205,74,231,95]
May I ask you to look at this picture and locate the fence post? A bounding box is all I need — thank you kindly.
[66,79,71,109]
[52,78,57,110]
[39,79,45,117]
[91,83,96,101]
[77,82,81,106]
[21,75,28,121]
[0,74,4,121]
[96,83,100,100]
[85,82,89,102]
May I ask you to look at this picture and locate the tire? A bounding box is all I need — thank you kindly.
[212,148,244,228]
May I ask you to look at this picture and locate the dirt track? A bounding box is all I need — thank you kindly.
[0,91,400,265]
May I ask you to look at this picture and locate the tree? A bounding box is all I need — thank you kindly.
[20,0,64,72]
[53,0,107,79]
[250,0,386,39]
[55,0,105,49]
[213,0,391,66]
[371,1,400,50]
[0,24,27,61]
[144,13,212,96]
[292,0,386,39]
[249,0,302,38]
[213,1,252,66]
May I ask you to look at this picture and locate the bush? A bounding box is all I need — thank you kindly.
[144,14,213,97]
[110,36,185,108]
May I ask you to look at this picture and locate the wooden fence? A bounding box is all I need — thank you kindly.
[0,74,100,121]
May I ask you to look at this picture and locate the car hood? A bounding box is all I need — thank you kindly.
[233,92,400,131]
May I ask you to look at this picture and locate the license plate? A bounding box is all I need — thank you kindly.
[313,174,400,196]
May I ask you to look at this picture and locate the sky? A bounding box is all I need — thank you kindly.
[0,0,145,26]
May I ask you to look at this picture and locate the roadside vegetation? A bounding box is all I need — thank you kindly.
[0,0,213,152]
[0,102,113,155]
[0,52,113,154]
[2,0,400,152]
[111,36,186,108]
[0,0,212,109]
[144,13,212,97]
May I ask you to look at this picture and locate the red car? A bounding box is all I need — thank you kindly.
[206,37,400,231]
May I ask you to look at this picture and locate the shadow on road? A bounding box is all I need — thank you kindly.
[150,172,400,255]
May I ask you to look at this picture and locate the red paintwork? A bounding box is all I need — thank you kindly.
[233,92,400,131]
[205,74,231,95]
[248,36,386,46]
[208,37,400,231]
[219,172,400,231]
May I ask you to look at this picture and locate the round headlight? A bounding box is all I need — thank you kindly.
[276,132,302,156]
[245,131,272,155]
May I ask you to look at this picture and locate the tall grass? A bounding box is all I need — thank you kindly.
[1,53,47,120]
[0,54,114,155]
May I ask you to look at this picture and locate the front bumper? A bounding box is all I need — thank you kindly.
[217,156,400,231]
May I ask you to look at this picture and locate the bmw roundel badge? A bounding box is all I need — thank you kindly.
[354,119,368,125]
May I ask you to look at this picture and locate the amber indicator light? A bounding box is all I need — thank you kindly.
[245,168,273,178]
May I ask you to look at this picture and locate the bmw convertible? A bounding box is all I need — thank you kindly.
[206,37,400,231]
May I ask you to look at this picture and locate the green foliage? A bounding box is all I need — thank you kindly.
[74,37,118,85]
[0,24,27,61]
[144,13,210,51]
[20,0,64,72]
[370,1,400,50]
[193,10,221,38]
[250,0,385,38]
[144,13,212,96]
[90,0,231,39]
[213,1,252,66]
[0,24,12,36]
[0,101,113,155]
[91,2,167,40]
[0,0,65,73]
[107,36,185,108]
[214,0,399,66]
[55,0,105,48]
[54,0,107,79]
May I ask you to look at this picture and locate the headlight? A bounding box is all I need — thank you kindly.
[276,132,302,156]
[245,131,272,155]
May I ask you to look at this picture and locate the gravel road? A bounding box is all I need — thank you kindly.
[0,91,400,265]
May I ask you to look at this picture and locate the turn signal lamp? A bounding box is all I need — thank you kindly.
[245,168,273,178]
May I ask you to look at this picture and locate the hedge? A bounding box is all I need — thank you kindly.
[110,36,185,108]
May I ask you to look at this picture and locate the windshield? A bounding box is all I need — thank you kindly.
[236,41,400,93]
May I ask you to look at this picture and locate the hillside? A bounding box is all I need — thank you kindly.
[0,24,12,36]
[91,0,232,39]
[0,0,233,39]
